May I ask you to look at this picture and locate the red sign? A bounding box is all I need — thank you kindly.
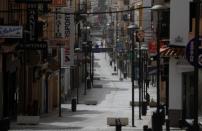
[148,40,157,54]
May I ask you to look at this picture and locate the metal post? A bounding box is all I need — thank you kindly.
[92,48,94,85]
[128,8,136,127]
[131,27,135,127]
[84,44,87,95]
[156,12,160,114]
[59,46,62,117]
[91,45,93,86]
[138,42,142,120]
[193,0,200,130]
[90,43,92,83]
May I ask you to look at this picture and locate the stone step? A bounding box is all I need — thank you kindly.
[107,117,129,126]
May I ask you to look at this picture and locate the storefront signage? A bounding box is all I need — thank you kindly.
[61,47,70,67]
[55,7,64,38]
[28,8,37,41]
[148,39,157,55]
[15,0,52,3]
[55,7,72,40]
[186,37,202,68]
[0,26,23,38]
[17,41,47,50]
[64,13,70,38]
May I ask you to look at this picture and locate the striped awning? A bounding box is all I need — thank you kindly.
[160,47,185,58]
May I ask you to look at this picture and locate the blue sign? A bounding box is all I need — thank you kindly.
[0,26,23,38]
[186,37,202,68]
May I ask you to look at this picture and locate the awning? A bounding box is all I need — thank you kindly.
[160,47,185,58]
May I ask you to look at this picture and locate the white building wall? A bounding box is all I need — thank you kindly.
[169,58,194,110]
[169,58,182,110]
[170,0,190,46]
[169,0,193,111]
[143,0,152,43]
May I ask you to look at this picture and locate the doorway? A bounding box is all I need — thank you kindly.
[182,72,194,120]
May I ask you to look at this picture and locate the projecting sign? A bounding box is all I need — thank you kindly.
[0,26,23,38]
[186,37,202,68]
[17,41,48,50]
[15,0,52,3]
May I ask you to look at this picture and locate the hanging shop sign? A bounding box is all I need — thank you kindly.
[186,37,202,68]
[15,0,52,3]
[54,7,75,67]
[54,7,73,40]
[61,47,70,67]
[27,7,38,41]
[0,26,23,38]
[55,7,64,39]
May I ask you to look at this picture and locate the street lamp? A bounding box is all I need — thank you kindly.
[128,24,139,127]
[74,47,81,103]
[151,3,169,131]
[193,0,200,130]
[83,25,91,95]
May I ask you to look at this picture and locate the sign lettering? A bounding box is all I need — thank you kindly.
[0,26,23,38]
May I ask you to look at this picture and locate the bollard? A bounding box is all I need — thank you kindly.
[152,112,162,131]
[123,72,127,78]
[0,117,10,131]
[110,61,112,66]
[114,66,117,71]
[143,125,148,131]
[87,78,91,89]
[115,119,122,131]
[71,98,77,112]
[166,119,170,131]
[142,101,147,116]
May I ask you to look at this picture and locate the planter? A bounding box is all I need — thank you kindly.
[17,115,40,125]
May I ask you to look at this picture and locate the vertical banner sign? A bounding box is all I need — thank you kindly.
[55,7,64,38]
[55,7,75,67]
[61,46,70,67]
[28,7,38,41]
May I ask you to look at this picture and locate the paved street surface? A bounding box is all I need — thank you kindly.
[10,53,185,131]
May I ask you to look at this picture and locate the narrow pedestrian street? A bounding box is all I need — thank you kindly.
[9,53,185,131]
[9,53,156,131]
